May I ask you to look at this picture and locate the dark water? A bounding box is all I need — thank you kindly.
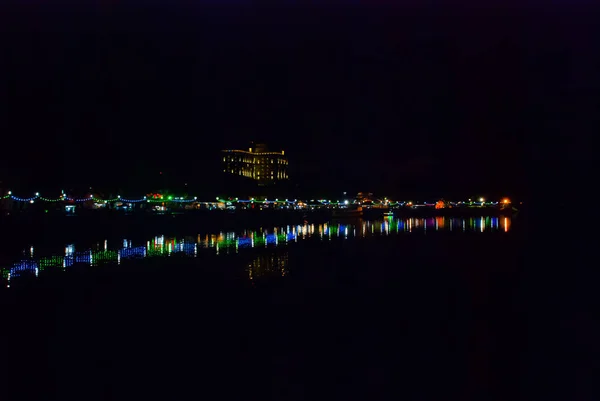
[1,216,524,401]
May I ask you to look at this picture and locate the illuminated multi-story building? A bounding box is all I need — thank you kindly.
[221,143,288,186]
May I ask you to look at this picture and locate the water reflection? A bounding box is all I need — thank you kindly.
[1,216,511,287]
[248,252,289,281]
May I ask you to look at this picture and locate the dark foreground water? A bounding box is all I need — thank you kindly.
[1,216,524,401]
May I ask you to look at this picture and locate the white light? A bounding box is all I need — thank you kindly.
[35,192,39,196]
[8,191,11,195]
[344,200,349,205]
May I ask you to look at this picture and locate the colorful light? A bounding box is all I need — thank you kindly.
[0,192,514,210]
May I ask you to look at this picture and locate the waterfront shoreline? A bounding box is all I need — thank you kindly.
[1,205,518,221]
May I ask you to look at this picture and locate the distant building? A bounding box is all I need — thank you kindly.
[356,192,374,203]
[221,143,288,186]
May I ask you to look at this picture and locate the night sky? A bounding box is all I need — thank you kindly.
[1,2,597,199]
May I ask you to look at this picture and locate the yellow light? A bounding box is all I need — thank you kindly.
[479,198,485,202]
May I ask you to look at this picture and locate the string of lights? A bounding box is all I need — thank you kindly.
[0,193,197,203]
[0,192,511,206]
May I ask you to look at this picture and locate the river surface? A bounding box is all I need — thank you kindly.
[1,215,524,400]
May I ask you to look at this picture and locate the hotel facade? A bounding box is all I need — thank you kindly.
[222,143,288,186]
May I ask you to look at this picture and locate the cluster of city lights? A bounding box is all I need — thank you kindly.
[1,192,198,204]
[1,191,511,207]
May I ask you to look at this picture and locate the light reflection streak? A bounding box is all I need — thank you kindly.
[247,252,289,280]
[1,216,512,284]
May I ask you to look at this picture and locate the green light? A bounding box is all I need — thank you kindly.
[168,196,173,200]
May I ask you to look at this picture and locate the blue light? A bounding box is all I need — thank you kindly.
[120,198,145,203]
[10,260,39,277]
[266,234,276,245]
[75,252,91,264]
[181,243,196,256]
[120,246,146,259]
[237,237,253,248]
[63,256,74,267]
[10,195,37,202]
